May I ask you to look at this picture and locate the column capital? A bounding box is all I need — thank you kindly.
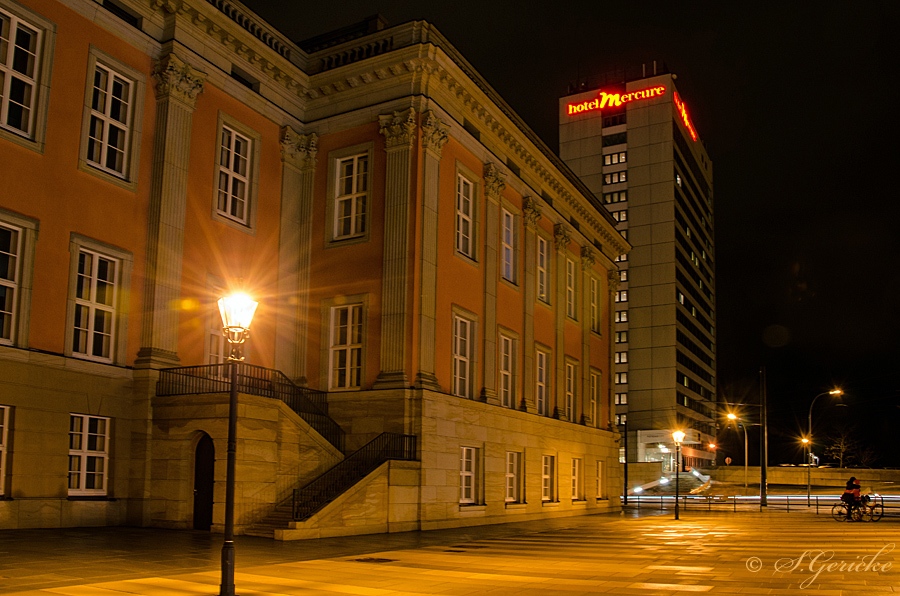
[523,196,542,229]
[484,162,506,200]
[608,269,621,290]
[280,126,318,171]
[152,53,206,107]
[580,245,596,270]
[379,107,417,149]
[554,223,572,251]
[421,110,449,154]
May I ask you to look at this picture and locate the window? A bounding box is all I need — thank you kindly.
[589,371,600,425]
[620,270,628,282]
[565,361,576,421]
[505,451,522,503]
[615,331,628,343]
[0,221,20,344]
[603,113,626,127]
[499,333,516,408]
[333,153,368,239]
[452,313,475,399]
[571,458,583,500]
[456,173,475,258]
[85,63,133,177]
[535,348,549,416]
[615,372,628,384]
[612,210,627,222]
[604,151,627,166]
[541,455,555,501]
[615,351,628,364]
[589,277,601,333]
[596,460,606,499]
[615,290,628,303]
[603,191,627,204]
[615,392,628,405]
[68,414,109,496]
[675,173,683,187]
[615,413,627,425]
[460,446,479,504]
[615,310,628,323]
[216,124,254,225]
[603,171,627,185]
[501,209,517,283]
[0,405,7,496]
[602,131,626,146]
[537,236,550,302]
[72,248,118,362]
[330,304,363,390]
[565,258,576,318]
[615,253,628,263]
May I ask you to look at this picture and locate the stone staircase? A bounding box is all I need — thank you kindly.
[244,501,294,538]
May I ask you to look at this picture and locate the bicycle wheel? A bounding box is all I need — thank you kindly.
[850,505,864,522]
[870,503,884,521]
[832,503,848,521]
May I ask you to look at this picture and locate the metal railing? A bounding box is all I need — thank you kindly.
[622,494,900,515]
[157,363,344,452]
[292,432,417,521]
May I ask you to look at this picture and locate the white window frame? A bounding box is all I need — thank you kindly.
[535,348,549,416]
[329,303,364,390]
[589,370,600,426]
[212,113,260,230]
[65,235,132,365]
[0,209,35,349]
[541,454,555,502]
[0,220,20,345]
[505,451,522,503]
[565,258,576,319]
[589,276,601,333]
[452,312,476,399]
[456,172,476,259]
[333,153,369,240]
[537,235,550,303]
[571,457,583,500]
[565,361,577,421]
[86,62,133,177]
[501,208,517,283]
[596,460,606,499]
[71,248,118,363]
[68,413,109,496]
[0,405,8,496]
[460,446,479,504]
[499,333,516,408]
[0,1,54,152]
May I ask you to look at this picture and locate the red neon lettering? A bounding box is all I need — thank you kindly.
[673,92,699,141]
[566,85,667,117]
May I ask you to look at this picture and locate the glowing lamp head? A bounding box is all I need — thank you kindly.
[726,413,737,421]
[829,389,843,396]
[218,292,258,344]
[672,430,686,445]
[708,443,716,450]
[801,438,810,445]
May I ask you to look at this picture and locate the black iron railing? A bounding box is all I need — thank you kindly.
[157,363,344,452]
[292,432,417,521]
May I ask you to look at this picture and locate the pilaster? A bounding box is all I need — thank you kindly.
[521,197,542,412]
[480,162,505,404]
[415,110,448,390]
[580,245,596,426]
[136,53,206,368]
[276,127,317,384]
[373,108,417,389]
[553,223,572,420]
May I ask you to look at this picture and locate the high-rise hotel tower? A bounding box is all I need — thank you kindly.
[559,66,716,470]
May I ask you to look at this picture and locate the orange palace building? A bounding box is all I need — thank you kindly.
[0,0,628,537]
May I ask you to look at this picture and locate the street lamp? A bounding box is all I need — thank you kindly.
[807,388,843,507]
[726,413,748,489]
[672,430,685,520]
[217,292,258,596]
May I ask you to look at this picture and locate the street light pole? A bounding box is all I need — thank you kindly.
[672,430,685,520]
[217,292,258,596]
[807,388,843,507]
[726,413,748,489]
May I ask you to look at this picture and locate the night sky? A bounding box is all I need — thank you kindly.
[241,0,900,466]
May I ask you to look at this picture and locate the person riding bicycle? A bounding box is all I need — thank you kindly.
[842,477,868,519]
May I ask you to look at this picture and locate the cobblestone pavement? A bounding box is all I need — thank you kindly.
[1,508,897,595]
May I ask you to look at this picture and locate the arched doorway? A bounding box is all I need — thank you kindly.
[193,433,215,530]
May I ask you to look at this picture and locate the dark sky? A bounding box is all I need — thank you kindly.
[241,0,900,465]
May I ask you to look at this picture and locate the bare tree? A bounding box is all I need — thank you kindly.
[824,430,859,468]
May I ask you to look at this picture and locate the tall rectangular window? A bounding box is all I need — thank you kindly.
[590,371,600,426]
[0,222,20,344]
[566,258,576,318]
[68,414,109,496]
[536,348,549,416]
[217,124,252,225]
[501,209,516,282]
[330,304,363,390]
[452,314,475,399]
[565,362,576,421]
[596,460,606,499]
[72,249,118,362]
[590,277,601,333]
[537,236,549,302]
[0,405,8,496]
[505,451,522,503]
[615,372,628,384]
[86,63,133,177]
[541,455,555,501]
[456,174,475,258]
[571,458,583,500]
[0,7,41,137]
[334,154,368,239]
[460,446,478,504]
[499,334,516,408]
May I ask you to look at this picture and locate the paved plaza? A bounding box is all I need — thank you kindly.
[1,508,897,595]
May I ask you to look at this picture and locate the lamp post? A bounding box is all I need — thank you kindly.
[217,292,258,596]
[727,413,748,489]
[807,389,843,507]
[672,430,685,520]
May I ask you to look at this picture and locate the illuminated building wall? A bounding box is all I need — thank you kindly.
[559,70,716,469]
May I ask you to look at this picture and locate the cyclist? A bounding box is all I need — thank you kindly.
[842,477,865,520]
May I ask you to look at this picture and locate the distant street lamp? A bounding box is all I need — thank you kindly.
[807,389,843,507]
[217,292,258,596]
[727,413,749,489]
[672,430,685,520]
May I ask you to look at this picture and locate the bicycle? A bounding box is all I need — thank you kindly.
[831,495,883,522]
